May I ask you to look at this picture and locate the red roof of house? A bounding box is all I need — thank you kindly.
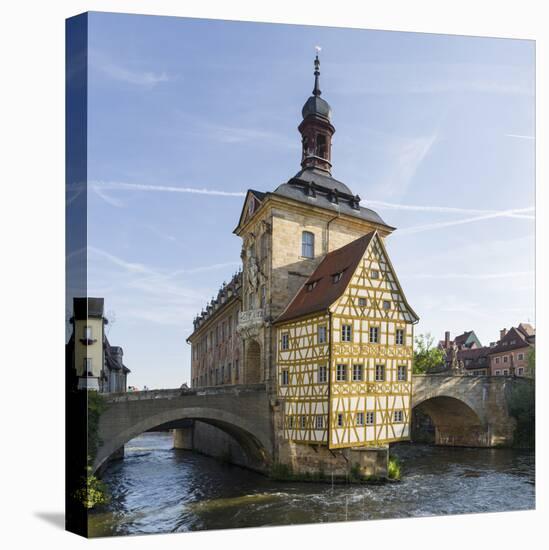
[488,326,532,355]
[275,232,375,324]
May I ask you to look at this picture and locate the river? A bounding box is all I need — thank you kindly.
[89,432,535,537]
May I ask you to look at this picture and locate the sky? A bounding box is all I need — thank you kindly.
[84,12,535,389]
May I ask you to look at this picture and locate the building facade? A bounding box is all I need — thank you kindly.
[67,297,130,392]
[187,55,418,474]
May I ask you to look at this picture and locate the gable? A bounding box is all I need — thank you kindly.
[234,190,266,233]
[330,232,419,323]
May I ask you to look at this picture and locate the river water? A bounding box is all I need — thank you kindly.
[89,432,535,537]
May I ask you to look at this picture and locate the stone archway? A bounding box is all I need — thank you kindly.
[412,396,488,447]
[245,339,262,384]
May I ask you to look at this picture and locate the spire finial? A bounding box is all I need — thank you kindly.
[313,46,322,96]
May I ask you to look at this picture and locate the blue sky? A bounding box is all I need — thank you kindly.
[85,12,535,389]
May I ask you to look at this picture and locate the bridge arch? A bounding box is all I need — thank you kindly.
[94,402,272,474]
[412,395,487,447]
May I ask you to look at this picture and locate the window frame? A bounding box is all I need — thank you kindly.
[352,364,363,382]
[315,415,324,429]
[341,324,352,342]
[318,325,327,344]
[301,231,315,259]
[356,412,365,426]
[397,365,407,381]
[369,326,379,343]
[336,364,347,382]
[395,328,404,345]
[394,410,404,423]
[366,411,375,425]
[281,369,289,386]
[281,332,289,350]
[318,364,327,383]
[375,364,385,381]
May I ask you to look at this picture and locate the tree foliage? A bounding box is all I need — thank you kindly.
[528,347,535,378]
[507,379,535,448]
[413,333,445,374]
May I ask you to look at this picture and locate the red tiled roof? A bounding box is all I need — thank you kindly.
[488,326,532,355]
[275,232,375,324]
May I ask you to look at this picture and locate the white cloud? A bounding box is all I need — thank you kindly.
[406,271,534,281]
[91,181,245,197]
[505,134,535,140]
[97,61,170,87]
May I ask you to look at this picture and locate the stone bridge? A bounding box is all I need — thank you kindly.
[412,374,530,447]
[94,384,273,474]
[94,375,530,473]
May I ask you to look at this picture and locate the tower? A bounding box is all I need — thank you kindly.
[298,54,335,174]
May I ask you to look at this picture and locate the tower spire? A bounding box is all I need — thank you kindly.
[313,50,321,96]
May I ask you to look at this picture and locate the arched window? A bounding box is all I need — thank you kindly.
[316,134,327,158]
[302,231,314,258]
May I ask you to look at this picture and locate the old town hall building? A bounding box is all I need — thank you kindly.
[188,55,418,474]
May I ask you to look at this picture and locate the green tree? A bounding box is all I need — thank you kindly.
[527,347,535,378]
[413,333,445,374]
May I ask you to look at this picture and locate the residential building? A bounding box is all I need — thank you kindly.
[489,324,535,377]
[66,297,130,392]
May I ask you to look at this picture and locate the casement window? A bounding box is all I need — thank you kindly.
[394,410,404,422]
[281,369,289,386]
[352,364,363,381]
[396,329,404,345]
[287,416,294,429]
[337,413,344,427]
[342,324,352,342]
[358,297,367,307]
[518,367,524,376]
[332,272,343,283]
[83,326,92,340]
[369,326,379,343]
[375,364,385,381]
[318,325,327,344]
[83,358,93,375]
[306,280,318,292]
[518,353,524,361]
[336,364,347,382]
[356,412,365,426]
[281,333,289,350]
[318,365,327,383]
[315,415,324,429]
[300,416,307,429]
[382,300,391,310]
[495,369,501,375]
[495,357,500,364]
[366,412,375,425]
[302,231,315,258]
[503,356,508,363]
[370,269,379,279]
[397,365,407,381]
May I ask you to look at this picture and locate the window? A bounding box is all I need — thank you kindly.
[518,353,524,360]
[337,413,344,427]
[370,269,379,279]
[235,359,239,380]
[318,365,327,383]
[495,369,501,375]
[287,416,294,429]
[281,333,289,350]
[518,367,524,376]
[353,364,363,381]
[369,326,379,343]
[394,410,404,422]
[336,364,347,382]
[342,324,352,342]
[83,326,92,339]
[383,300,391,310]
[316,134,327,158]
[315,415,324,429]
[302,231,315,258]
[332,272,343,283]
[300,416,307,429]
[356,412,365,426]
[366,412,375,425]
[83,358,92,375]
[503,356,508,363]
[495,357,500,364]
[503,369,509,376]
[375,364,385,381]
[281,369,289,386]
[397,365,407,381]
[306,280,318,292]
[396,329,404,345]
[358,297,367,307]
[318,325,327,344]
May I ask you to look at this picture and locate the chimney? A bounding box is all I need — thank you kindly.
[445,331,450,347]
[500,328,507,340]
